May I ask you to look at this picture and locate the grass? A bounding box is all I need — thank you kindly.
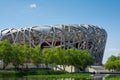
[0,70,65,76]
[0,70,18,77]
[25,73,92,78]
[0,70,92,79]
[105,76,120,80]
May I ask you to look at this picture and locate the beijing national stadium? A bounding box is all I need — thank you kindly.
[0,24,107,66]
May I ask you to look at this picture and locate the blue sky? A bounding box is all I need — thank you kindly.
[0,0,120,63]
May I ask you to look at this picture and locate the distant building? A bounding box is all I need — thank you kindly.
[85,66,109,73]
[0,24,107,65]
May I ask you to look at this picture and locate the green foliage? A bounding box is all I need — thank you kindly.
[42,48,52,67]
[11,44,25,68]
[0,40,94,71]
[31,45,43,67]
[22,44,32,63]
[42,47,94,71]
[104,55,120,71]
[0,40,13,69]
[68,49,93,70]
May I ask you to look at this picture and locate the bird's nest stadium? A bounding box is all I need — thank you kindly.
[0,24,107,65]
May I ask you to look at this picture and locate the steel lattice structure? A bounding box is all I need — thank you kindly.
[0,24,107,65]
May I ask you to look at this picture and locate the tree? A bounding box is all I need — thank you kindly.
[65,48,75,72]
[0,40,13,69]
[50,47,61,68]
[104,55,120,71]
[107,55,117,61]
[21,44,33,69]
[55,48,68,71]
[42,47,94,71]
[31,45,43,68]
[42,48,52,68]
[11,44,25,69]
[80,50,93,70]
[69,49,93,71]
[42,47,67,69]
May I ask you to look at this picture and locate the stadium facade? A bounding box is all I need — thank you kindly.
[0,24,107,65]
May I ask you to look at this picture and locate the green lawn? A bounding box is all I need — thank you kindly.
[105,76,120,80]
[0,70,92,78]
[25,73,92,78]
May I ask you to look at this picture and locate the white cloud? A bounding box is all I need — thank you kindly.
[108,48,120,52]
[30,3,37,9]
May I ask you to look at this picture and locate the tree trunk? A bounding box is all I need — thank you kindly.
[26,63,28,69]
[71,66,73,72]
[63,65,66,71]
[3,63,8,70]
